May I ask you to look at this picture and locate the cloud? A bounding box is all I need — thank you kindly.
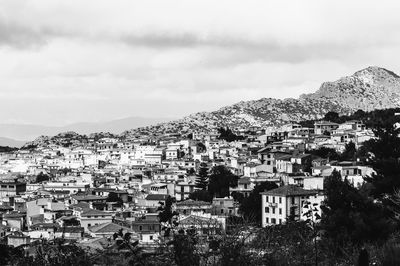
[0,0,400,126]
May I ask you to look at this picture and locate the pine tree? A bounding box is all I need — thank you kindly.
[195,164,208,190]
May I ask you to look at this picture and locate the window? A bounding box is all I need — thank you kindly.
[273,197,275,203]
[271,218,276,224]
[265,196,269,202]
[279,208,282,215]
[272,208,275,214]
[279,197,282,204]
[149,235,153,240]
[265,207,269,213]
[266,218,269,223]
[221,209,224,214]
[139,225,143,231]
[291,197,295,204]
[279,219,282,224]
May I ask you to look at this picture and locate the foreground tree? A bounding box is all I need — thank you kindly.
[321,170,394,246]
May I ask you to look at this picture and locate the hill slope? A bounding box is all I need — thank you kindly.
[122,66,400,137]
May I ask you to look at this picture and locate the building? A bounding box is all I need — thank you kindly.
[0,181,26,198]
[261,185,321,227]
[314,121,339,135]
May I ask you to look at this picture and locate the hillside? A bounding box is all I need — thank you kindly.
[23,66,400,145]
[122,66,400,137]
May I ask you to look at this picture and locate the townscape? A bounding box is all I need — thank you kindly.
[2,1,400,265]
[1,106,400,265]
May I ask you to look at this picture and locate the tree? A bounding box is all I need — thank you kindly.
[321,170,394,246]
[308,147,340,161]
[158,196,179,237]
[208,165,238,198]
[195,163,209,190]
[239,182,278,225]
[35,172,50,183]
[217,127,244,142]
[189,190,213,202]
[340,141,357,161]
[324,111,340,123]
[106,192,123,206]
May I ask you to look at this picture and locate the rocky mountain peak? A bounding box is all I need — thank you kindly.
[353,66,400,80]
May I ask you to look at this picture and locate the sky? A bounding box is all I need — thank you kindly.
[1,0,400,126]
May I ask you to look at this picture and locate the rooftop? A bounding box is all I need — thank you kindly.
[261,185,318,197]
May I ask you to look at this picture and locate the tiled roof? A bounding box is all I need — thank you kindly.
[81,209,112,217]
[176,199,211,207]
[261,185,318,196]
[145,194,169,201]
[88,222,132,234]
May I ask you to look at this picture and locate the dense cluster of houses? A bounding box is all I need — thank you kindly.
[0,119,375,250]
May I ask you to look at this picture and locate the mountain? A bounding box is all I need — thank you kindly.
[0,116,172,142]
[122,66,400,137]
[0,137,26,148]
[23,66,400,145]
[300,66,400,111]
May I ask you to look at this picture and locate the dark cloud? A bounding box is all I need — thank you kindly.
[0,18,47,48]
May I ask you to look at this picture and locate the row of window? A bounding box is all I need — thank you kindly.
[266,218,282,224]
[265,196,282,204]
[266,196,298,204]
[265,207,282,215]
[0,185,15,189]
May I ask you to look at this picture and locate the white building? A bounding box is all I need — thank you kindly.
[261,185,322,227]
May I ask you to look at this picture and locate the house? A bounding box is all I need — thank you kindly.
[211,198,238,216]
[7,231,30,247]
[261,185,321,227]
[177,213,223,236]
[78,209,114,232]
[0,180,26,198]
[229,176,254,197]
[88,222,134,238]
[137,194,169,208]
[314,121,339,135]
[131,214,161,244]
[175,200,212,215]
[175,181,196,201]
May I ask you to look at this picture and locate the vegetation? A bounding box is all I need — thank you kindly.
[238,181,278,225]
[217,127,244,142]
[207,165,238,198]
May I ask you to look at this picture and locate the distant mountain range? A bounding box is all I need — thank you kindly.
[0,116,173,147]
[17,66,400,147]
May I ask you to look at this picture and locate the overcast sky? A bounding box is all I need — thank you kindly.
[1,0,400,126]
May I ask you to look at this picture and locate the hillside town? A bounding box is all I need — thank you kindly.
[0,117,376,253]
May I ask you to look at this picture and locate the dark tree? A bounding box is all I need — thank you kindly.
[158,196,178,237]
[239,182,278,224]
[308,147,340,161]
[321,170,394,246]
[195,163,209,190]
[324,111,340,123]
[106,192,123,206]
[217,127,244,142]
[340,141,357,161]
[35,172,50,183]
[189,190,213,202]
[208,165,238,198]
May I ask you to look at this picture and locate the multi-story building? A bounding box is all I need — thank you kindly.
[0,181,26,198]
[261,185,322,227]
